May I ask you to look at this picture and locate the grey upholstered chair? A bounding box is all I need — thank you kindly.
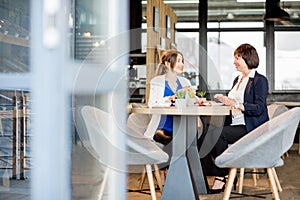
[268,103,289,120]
[79,105,169,200]
[237,103,289,193]
[215,107,300,200]
[127,107,164,192]
[267,105,289,158]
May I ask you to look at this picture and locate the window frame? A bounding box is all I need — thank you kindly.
[176,22,300,94]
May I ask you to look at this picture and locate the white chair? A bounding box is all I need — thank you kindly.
[215,107,300,200]
[268,103,289,120]
[127,106,164,192]
[237,103,289,193]
[79,105,169,200]
[268,103,289,161]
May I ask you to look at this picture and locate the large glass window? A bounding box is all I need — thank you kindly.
[274,31,300,90]
[175,32,200,88]
[207,31,266,90]
[176,22,266,91]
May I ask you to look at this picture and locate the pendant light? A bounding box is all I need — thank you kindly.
[264,0,290,21]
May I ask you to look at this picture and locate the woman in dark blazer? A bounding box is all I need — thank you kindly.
[227,71,269,133]
[208,43,269,193]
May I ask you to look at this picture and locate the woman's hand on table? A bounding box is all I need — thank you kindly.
[214,94,235,107]
[198,98,209,105]
[214,94,245,110]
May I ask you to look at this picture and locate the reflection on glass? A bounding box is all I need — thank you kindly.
[75,0,109,62]
[0,1,30,73]
[0,89,31,198]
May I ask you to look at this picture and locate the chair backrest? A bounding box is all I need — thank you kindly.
[215,107,300,169]
[127,103,151,135]
[268,103,289,119]
[79,105,118,168]
[128,103,162,140]
[80,105,168,167]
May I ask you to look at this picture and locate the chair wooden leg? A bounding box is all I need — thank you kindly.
[223,168,237,200]
[238,168,244,194]
[272,168,282,192]
[153,163,163,192]
[267,168,280,200]
[138,166,146,190]
[252,168,258,187]
[299,134,300,154]
[285,151,289,158]
[98,168,109,200]
[281,151,289,159]
[146,164,157,200]
[256,168,260,180]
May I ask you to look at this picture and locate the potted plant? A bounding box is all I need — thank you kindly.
[186,88,197,106]
[187,89,196,98]
[175,89,187,99]
[197,91,206,98]
[175,89,187,108]
[197,91,207,103]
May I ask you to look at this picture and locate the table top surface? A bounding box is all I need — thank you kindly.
[273,101,300,107]
[130,104,231,116]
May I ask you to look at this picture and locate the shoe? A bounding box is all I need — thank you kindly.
[209,177,226,194]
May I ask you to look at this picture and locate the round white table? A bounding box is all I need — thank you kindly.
[130,105,231,199]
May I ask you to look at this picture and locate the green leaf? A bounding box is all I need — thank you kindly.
[175,89,186,99]
[197,91,206,98]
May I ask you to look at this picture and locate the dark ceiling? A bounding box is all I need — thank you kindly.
[142,0,300,22]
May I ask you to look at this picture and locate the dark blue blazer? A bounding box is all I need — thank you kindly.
[225,71,269,132]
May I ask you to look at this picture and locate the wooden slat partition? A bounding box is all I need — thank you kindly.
[146,0,177,103]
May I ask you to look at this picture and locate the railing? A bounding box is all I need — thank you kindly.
[0,93,31,180]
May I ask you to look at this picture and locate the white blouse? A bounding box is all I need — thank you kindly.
[228,69,256,125]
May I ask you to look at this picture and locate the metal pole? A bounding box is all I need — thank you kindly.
[12,95,19,179]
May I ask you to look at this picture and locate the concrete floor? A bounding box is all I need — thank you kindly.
[0,144,299,200]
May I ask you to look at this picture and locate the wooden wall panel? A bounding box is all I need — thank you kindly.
[145,0,177,102]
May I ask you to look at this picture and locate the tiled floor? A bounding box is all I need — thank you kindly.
[1,144,299,200]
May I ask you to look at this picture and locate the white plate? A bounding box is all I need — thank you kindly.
[150,104,171,108]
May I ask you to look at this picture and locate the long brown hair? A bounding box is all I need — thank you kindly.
[155,50,184,76]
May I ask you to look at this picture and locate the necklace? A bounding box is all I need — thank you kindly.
[236,77,245,91]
